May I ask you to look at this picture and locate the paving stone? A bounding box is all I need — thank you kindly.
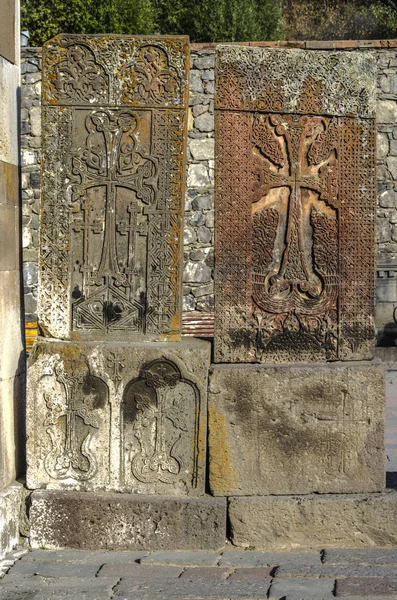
[276,564,397,578]
[219,551,321,568]
[114,576,272,598]
[179,567,232,579]
[324,548,397,565]
[21,549,105,563]
[336,577,397,597]
[8,561,100,577]
[268,577,335,600]
[0,575,118,599]
[140,552,221,567]
[228,567,274,580]
[98,563,184,578]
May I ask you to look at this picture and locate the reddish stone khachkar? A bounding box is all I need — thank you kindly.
[214,46,376,363]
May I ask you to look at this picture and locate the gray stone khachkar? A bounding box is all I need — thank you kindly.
[39,34,188,341]
[209,46,385,498]
[27,35,214,512]
[214,46,377,364]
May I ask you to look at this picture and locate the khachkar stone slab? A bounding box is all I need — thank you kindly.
[29,490,227,551]
[228,491,397,550]
[208,362,385,495]
[214,46,377,363]
[39,35,189,341]
[26,337,210,495]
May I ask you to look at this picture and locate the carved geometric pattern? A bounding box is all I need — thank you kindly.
[215,46,376,118]
[214,46,376,363]
[39,34,189,341]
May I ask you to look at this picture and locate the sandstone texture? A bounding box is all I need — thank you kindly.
[208,362,385,496]
[27,337,210,496]
[228,491,397,550]
[29,490,227,551]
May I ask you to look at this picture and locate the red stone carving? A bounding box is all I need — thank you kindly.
[214,47,376,363]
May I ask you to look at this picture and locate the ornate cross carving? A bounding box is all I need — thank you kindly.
[252,114,338,306]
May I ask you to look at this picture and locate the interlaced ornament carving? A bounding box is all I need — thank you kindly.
[214,46,376,363]
[123,359,200,489]
[70,109,158,333]
[42,357,108,481]
[43,35,189,108]
[215,46,376,118]
[39,35,188,340]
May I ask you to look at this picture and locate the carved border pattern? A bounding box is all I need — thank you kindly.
[215,46,376,118]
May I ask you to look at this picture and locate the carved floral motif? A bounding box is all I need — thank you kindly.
[43,357,108,481]
[214,46,376,363]
[123,359,200,488]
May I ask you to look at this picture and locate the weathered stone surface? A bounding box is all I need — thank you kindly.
[27,337,210,495]
[39,35,189,341]
[189,138,215,160]
[209,362,385,496]
[228,491,397,550]
[276,563,397,578]
[98,563,184,578]
[268,577,335,600]
[114,574,271,598]
[29,490,227,551]
[323,548,397,565]
[140,551,221,566]
[336,578,397,597]
[219,551,321,568]
[215,46,376,363]
[0,483,23,560]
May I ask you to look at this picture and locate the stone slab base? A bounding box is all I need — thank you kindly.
[209,361,385,495]
[229,491,397,550]
[0,482,23,559]
[29,490,227,551]
[27,337,210,496]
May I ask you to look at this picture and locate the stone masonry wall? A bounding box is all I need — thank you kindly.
[20,44,397,337]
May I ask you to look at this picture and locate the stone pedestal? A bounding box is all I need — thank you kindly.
[228,491,397,550]
[27,337,210,496]
[29,490,227,551]
[208,362,385,496]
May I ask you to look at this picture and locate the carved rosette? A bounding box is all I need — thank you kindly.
[214,46,376,363]
[39,34,189,341]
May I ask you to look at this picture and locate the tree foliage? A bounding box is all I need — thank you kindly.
[283,0,397,40]
[21,0,283,46]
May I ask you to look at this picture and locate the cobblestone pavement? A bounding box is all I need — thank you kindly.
[1,548,397,599]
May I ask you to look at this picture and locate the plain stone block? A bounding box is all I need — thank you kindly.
[219,551,321,568]
[29,490,227,551]
[228,491,397,550]
[336,578,397,597]
[209,362,385,495]
[0,482,23,560]
[268,577,335,600]
[114,575,272,598]
[323,548,397,565]
[0,204,18,271]
[27,338,210,496]
[0,270,24,384]
[140,551,221,566]
[0,58,19,165]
